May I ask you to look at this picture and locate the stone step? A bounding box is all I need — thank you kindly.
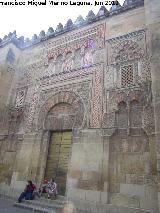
[39,197,67,205]
[14,202,57,213]
[56,195,67,201]
[25,200,64,208]
[14,197,66,213]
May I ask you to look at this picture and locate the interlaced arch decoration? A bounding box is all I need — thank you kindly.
[37,91,85,130]
[114,40,144,64]
[107,30,146,66]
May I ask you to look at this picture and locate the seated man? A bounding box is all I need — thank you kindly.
[18,180,36,203]
[46,178,58,199]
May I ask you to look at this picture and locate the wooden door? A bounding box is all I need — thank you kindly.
[45,131,72,195]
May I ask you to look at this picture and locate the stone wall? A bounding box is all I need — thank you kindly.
[0,44,22,192]
[0,0,159,212]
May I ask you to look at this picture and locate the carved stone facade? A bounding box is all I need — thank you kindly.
[0,1,160,213]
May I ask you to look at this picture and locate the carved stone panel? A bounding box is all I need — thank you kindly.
[82,48,93,68]
[26,81,41,131]
[15,88,27,108]
[74,48,82,70]
[37,91,85,130]
[107,30,146,66]
[90,66,103,128]
[62,52,74,72]
[45,103,76,130]
[55,54,63,74]
[45,58,56,76]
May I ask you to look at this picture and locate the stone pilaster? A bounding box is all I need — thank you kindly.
[144,0,160,211]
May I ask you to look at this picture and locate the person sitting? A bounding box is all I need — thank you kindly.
[46,178,58,199]
[39,179,48,197]
[18,180,36,203]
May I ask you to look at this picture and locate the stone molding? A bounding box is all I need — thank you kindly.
[41,64,97,86]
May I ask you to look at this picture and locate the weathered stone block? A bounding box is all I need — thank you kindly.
[67,177,78,189]
[103,182,108,191]
[69,170,82,179]
[85,190,101,202]
[120,183,145,197]
[67,188,86,200]
[100,191,108,204]
[139,185,159,212]
[110,193,140,208]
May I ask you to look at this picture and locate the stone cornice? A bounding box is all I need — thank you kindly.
[40,63,104,87]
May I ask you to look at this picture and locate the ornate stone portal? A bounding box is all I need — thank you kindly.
[0,0,160,213]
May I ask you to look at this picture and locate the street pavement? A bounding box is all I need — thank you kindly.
[0,197,31,213]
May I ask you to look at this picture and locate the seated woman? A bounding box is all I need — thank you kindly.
[39,179,48,197]
[18,180,36,203]
[46,179,58,199]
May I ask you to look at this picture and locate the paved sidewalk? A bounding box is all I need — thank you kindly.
[0,197,31,213]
